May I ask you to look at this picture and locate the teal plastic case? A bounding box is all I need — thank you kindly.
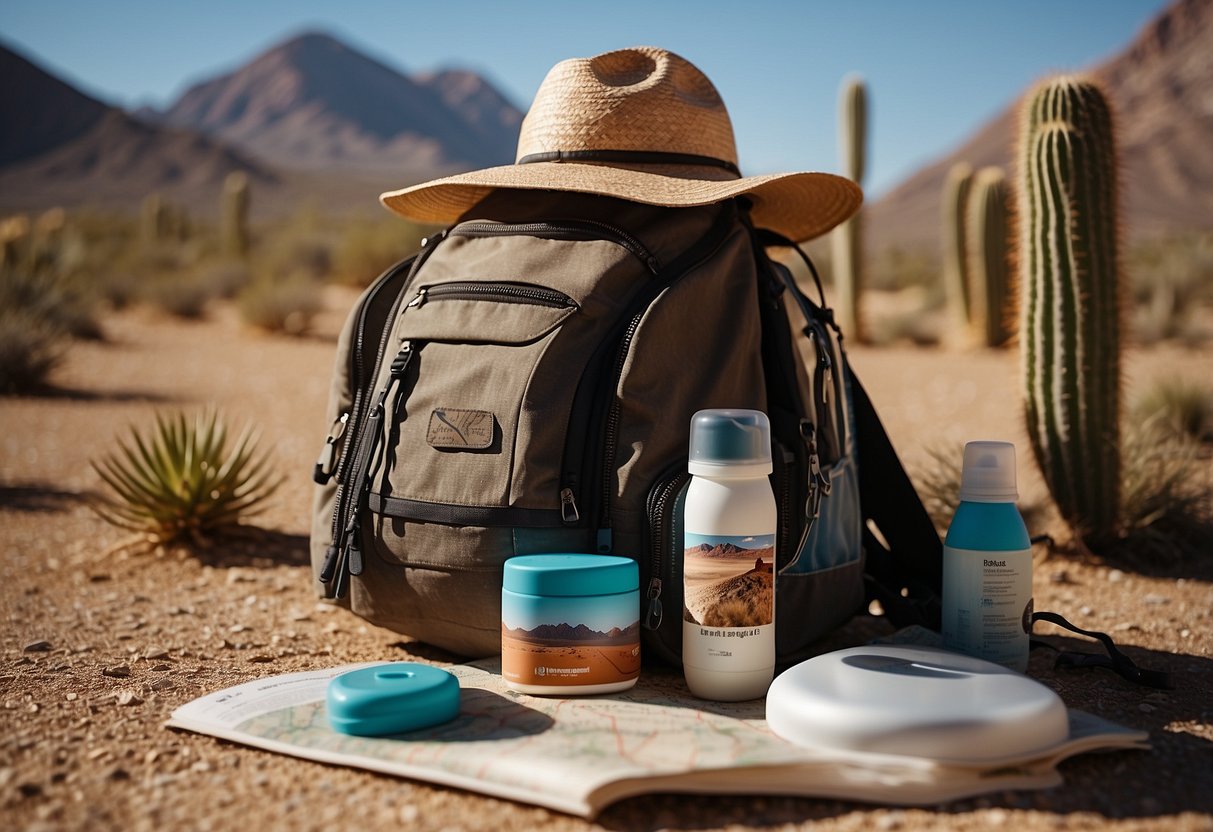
[326,662,460,736]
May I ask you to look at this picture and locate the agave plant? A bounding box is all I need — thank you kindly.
[91,410,282,546]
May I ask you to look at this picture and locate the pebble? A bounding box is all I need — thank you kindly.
[115,690,142,706]
[1143,594,1169,606]
[107,767,130,781]
[1080,606,1093,616]
[103,665,131,678]
[399,805,420,823]
[1107,569,1125,583]
[247,655,274,664]
[229,624,249,634]
[1139,703,1157,713]
[1180,629,1192,638]
[65,693,77,701]
[145,647,171,660]
[150,663,171,672]
[148,678,174,692]
[88,574,111,583]
[24,641,52,653]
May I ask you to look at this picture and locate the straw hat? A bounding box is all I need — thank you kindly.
[380,47,861,242]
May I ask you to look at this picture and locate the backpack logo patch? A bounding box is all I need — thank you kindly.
[427,409,495,450]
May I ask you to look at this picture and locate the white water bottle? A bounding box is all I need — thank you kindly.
[682,409,776,701]
[941,441,1033,672]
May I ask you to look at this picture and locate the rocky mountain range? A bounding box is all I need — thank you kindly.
[0,32,522,216]
[687,542,775,560]
[503,621,641,646]
[869,0,1213,252]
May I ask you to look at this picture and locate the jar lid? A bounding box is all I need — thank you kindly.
[503,554,638,597]
[327,662,459,737]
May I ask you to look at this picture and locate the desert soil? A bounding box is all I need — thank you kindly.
[1,287,1211,831]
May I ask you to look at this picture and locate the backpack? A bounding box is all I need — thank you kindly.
[309,189,943,662]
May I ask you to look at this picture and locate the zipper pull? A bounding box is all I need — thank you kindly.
[559,487,580,523]
[643,577,664,630]
[347,526,364,577]
[406,288,428,308]
[318,544,339,584]
[818,336,833,407]
[313,412,350,485]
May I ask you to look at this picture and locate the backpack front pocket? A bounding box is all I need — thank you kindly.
[369,279,581,529]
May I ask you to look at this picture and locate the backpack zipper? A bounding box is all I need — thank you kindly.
[643,463,690,633]
[322,233,447,597]
[405,281,576,309]
[451,219,661,274]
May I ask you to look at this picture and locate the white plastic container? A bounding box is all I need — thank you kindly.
[941,441,1033,672]
[682,409,776,701]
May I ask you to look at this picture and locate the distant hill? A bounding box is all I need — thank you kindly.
[0,43,276,215]
[156,32,522,177]
[503,621,641,646]
[869,0,1213,253]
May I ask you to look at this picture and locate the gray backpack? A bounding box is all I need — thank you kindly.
[310,189,942,661]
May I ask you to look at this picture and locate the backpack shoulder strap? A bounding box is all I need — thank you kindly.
[754,227,943,630]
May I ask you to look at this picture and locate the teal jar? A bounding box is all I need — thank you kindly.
[501,554,640,695]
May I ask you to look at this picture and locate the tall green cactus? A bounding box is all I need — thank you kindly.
[966,166,1011,348]
[1017,76,1122,545]
[941,162,974,336]
[832,74,867,340]
[221,171,250,258]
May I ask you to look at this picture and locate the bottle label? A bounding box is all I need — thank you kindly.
[941,545,1033,670]
[682,532,775,671]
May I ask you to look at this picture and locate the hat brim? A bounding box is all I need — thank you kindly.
[380,162,862,243]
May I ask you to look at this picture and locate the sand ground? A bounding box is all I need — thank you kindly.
[1,287,1211,831]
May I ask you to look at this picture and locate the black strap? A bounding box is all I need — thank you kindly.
[517,149,741,177]
[1032,611,1173,689]
[753,224,943,629]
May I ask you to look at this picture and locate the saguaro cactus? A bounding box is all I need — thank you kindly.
[966,167,1011,348]
[1017,76,1122,545]
[221,171,250,258]
[941,162,974,336]
[832,74,867,340]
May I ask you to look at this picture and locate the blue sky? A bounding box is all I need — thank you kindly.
[1,0,1169,197]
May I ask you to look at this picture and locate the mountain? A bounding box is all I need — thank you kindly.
[687,542,774,560]
[0,42,109,167]
[504,621,641,646]
[158,32,522,177]
[869,0,1213,253]
[0,42,277,214]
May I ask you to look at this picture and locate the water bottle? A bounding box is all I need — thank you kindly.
[941,440,1033,672]
[682,409,776,701]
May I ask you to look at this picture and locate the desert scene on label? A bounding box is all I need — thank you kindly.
[500,613,640,684]
[683,534,775,627]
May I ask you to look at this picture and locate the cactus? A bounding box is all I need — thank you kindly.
[221,171,250,258]
[140,193,164,250]
[1017,76,1122,545]
[832,74,867,340]
[941,163,974,337]
[966,167,1011,347]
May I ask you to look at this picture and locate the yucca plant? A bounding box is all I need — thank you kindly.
[91,410,282,548]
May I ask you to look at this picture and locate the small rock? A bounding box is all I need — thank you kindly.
[247,655,273,664]
[398,805,420,824]
[876,811,903,830]
[1048,571,1071,585]
[1139,703,1156,713]
[145,647,170,661]
[986,808,1009,826]
[107,767,130,781]
[1107,569,1125,583]
[289,611,312,623]
[13,657,33,666]
[88,574,111,583]
[1112,623,1140,632]
[102,665,131,679]
[86,748,108,760]
[1180,629,1192,638]
[228,624,249,634]
[226,571,255,585]
[191,760,213,773]
[148,678,174,692]
[115,690,142,706]
[65,692,77,701]
[244,595,258,606]
[18,781,42,798]
[25,703,39,714]
[23,641,52,653]
[1143,594,1169,606]
[1080,606,1093,616]
[150,663,171,672]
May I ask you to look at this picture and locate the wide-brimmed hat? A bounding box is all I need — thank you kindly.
[380,46,861,242]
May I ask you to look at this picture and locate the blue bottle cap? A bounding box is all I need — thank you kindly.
[503,554,638,597]
[688,409,772,477]
[327,662,460,736]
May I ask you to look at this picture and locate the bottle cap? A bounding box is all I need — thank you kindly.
[959,440,1018,503]
[688,409,772,477]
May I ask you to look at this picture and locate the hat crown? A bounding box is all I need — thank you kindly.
[516,47,739,168]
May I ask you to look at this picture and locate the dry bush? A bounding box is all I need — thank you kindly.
[1133,377,1213,444]
[0,307,64,393]
[333,217,429,286]
[238,273,324,335]
[1129,233,1213,344]
[702,593,772,628]
[141,271,216,319]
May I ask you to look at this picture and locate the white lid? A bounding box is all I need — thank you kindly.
[765,645,1069,764]
[959,440,1018,503]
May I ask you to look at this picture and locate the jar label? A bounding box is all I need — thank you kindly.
[501,591,639,687]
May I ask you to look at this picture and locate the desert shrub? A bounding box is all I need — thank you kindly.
[869,245,940,292]
[239,273,324,335]
[702,594,770,628]
[1129,233,1213,344]
[141,271,216,319]
[90,410,282,547]
[914,443,964,532]
[0,307,64,393]
[1134,378,1213,444]
[0,264,103,340]
[867,303,943,347]
[1117,417,1213,562]
[333,217,429,286]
